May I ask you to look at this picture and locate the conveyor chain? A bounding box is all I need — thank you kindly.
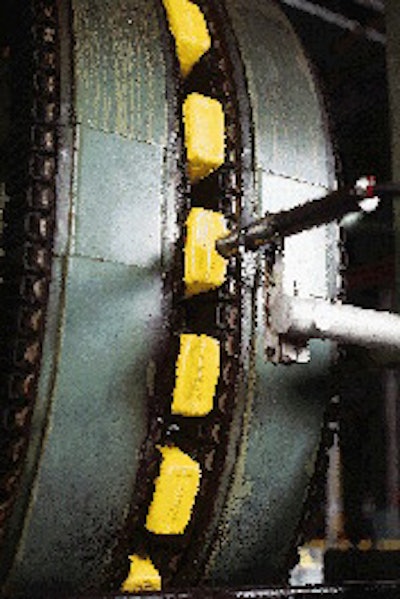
[0,0,59,543]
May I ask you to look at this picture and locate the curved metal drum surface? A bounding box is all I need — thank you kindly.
[0,0,337,594]
[2,0,168,594]
[203,0,337,586]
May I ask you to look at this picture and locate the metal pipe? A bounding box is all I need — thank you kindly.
[271,296,400,352]
[279,0,386,44]
[353,0,385,13]
[217,182,372,258]
[217,186,359,257]
[217,180,400,258]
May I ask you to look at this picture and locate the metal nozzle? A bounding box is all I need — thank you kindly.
[216,177,400,258]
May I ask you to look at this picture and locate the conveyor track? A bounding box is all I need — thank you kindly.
[114,0,256,590]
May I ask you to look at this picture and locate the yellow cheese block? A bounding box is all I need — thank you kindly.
[121,555,161,593]
[184,207,228,296]
[183,93,225,182]
[163,0,211,77]
[146,446,201,534]
[172,333,220,416]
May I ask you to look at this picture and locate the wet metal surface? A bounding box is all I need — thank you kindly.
[2,0,341,594]
[73,0,167,145]
[204,0,336,587]
[2,0,168,594]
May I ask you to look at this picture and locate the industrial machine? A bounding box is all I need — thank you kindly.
[0,0,399,596]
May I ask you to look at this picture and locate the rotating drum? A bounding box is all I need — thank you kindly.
[0,0,337,595]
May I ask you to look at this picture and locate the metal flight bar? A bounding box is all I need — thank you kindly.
[216,177,400,355]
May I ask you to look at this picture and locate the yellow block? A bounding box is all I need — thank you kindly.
[146,446,201,534]
[172,334,220,416]
[121,554,161,593]
[184,207,228,296]
[183,93,225,182]
[163,0,211,77]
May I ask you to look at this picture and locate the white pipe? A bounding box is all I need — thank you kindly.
[272,296,400,350]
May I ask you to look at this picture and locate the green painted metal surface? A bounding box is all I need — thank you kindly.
[75,128,164,266]
[2,0,337,594]
[73,0,167,144]
[203,0,336,586]
[2,0,168,593]
[226,0,333,188]
[5,258,162,595]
